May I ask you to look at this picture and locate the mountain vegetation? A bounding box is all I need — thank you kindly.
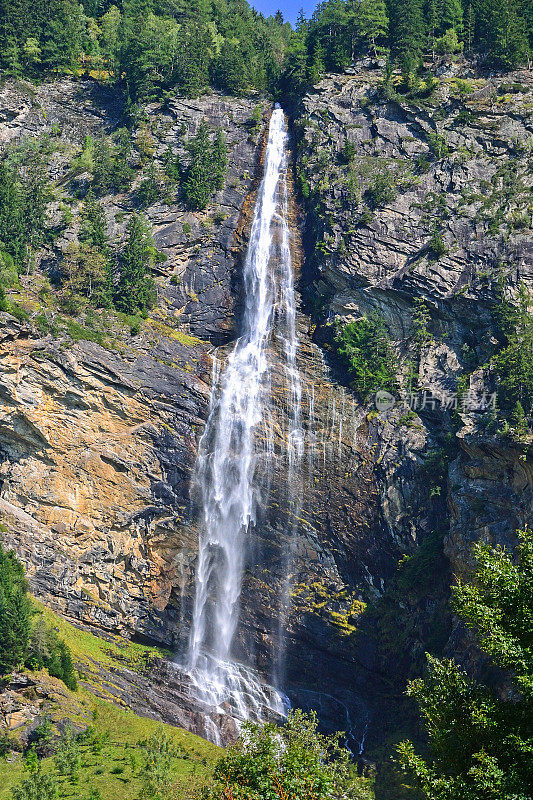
[397,528,533,800]
[281,0,532,97]
[0,544,76,690]
[0,0,291,101]
[0,0,532,798]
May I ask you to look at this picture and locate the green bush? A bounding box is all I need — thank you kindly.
[366,172,397,209]
[206,709,373,800]
[334,312,398,400]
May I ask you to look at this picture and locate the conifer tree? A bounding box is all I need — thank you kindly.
[80,191,108,254]
[211,129,228,192]
[114,213,157,314]
[0,543,32,676]
[357,0,389,56]
[388,0,426,74]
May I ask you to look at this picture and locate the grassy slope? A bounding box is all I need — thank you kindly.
[1,605,220,799]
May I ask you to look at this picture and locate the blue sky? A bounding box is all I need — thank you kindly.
[252,0,316,25]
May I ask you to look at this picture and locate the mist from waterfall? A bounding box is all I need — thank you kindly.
[185,108,302,723]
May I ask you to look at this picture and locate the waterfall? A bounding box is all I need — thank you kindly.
[184,108,301,724]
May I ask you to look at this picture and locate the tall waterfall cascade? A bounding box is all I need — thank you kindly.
[183,108,303,732]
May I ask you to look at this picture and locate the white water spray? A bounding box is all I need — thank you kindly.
[185,108,301,722]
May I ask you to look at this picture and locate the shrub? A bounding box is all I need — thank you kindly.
[206,709,373,800]
[339,141,356,164]
[428,230,447,259]
[12,766,58,800]
[397,528,533,800]
[334,312,398,400]
[435,27,463,54]
[54,724,81,780]
[366,172,397,209]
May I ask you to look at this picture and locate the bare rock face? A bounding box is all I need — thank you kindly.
[292,61,533,748]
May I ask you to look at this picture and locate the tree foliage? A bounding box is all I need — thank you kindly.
[114,213,158,314]
[205,709,374,800]
[0,0,291,101]
[492,283,533,419]
[334,312,398,399]
[397,528,533,800]
[0,543,32,676]
[184,121,228,211]
[0,543,77,690]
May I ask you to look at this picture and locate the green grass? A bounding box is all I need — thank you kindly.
[0,694,219,800]
[35,601,172,675]
[1,604,220,800]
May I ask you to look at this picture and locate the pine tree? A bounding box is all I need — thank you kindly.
[92,137,114,196]
[0,161,25,268]
[80,191,108,253]
[388,0,426,77]
[210,40,249,95]
[474,0,530,67]
[114,213,157,313]
[211,129,228,191]
[0,543,32,676]
[356,0,389,57]
[439,0,463,34]
[184,120,214,210]
[464,1,475,51]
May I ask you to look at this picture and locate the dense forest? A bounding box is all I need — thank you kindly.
[282,0,533,97]
[1,0,532,105]
[0,0,291,101]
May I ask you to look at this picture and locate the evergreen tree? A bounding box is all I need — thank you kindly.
[80,191,108,253]
[211,129,228,191]
[210,40,249,95]
[91,137,114,196]
[183,119,225,210]
[388,0,426,78]
[114,213,157,313]
[493,284,533,416]
[356,0,389,56]
[474,0,530,67]
[0,161,25,268]
[464,1,476,50]
[26,617,78,690]
[440,0,463,34]
[0,543,32,676]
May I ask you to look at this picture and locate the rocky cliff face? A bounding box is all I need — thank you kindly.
[0,63,531,756]
[0,79,269,648]
[292,58,533,749]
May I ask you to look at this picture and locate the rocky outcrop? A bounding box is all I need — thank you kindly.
[0,80,269,648]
